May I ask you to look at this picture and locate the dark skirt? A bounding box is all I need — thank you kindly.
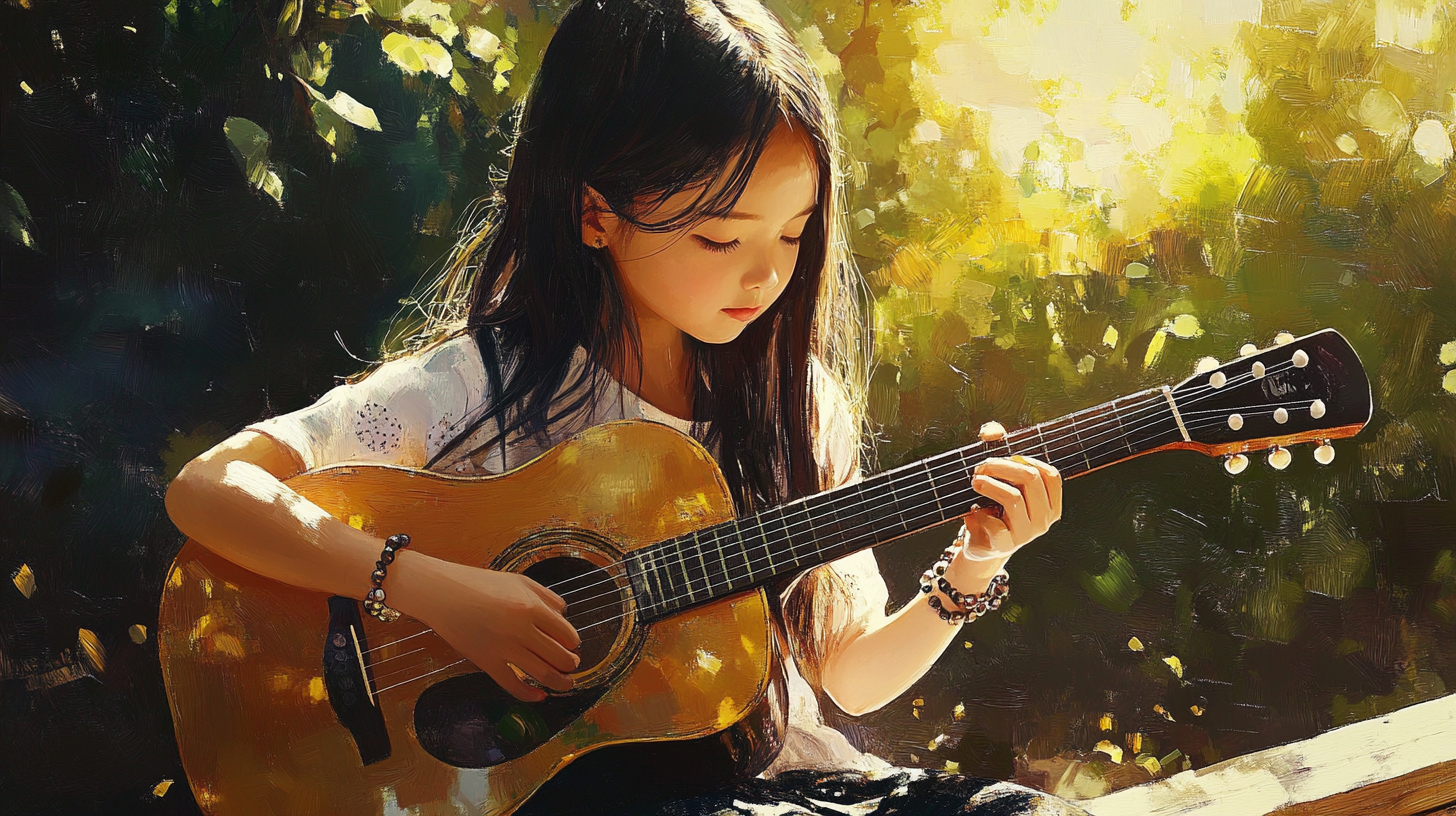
[632,768,1093,816]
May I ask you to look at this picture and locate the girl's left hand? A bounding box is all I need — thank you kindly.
[950,421,1062,582]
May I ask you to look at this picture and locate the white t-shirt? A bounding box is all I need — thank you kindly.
[246,332,893,776]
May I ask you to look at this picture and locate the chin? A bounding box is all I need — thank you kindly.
[689,320,751,345]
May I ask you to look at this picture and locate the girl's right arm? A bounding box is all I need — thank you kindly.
[164,429,580,702]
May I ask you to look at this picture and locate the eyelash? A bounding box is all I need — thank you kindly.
[694,235,803,254]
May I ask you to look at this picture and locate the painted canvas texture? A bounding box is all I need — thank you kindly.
[1,0,1454,813]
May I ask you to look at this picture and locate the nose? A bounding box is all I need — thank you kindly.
[741,252,782,294]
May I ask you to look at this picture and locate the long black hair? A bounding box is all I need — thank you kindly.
[402,0,866,513]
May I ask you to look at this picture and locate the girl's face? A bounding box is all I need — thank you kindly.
[586,122,819,345]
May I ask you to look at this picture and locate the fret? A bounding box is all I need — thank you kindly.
[1111,395,1134,456]
[924,460,945,517]
[755,512,775,575]
[1083,404,1123,471]
[1067,409,1094,474]
[1032,423,1054,462]
[642,549,666,612]
[674,542,697,604]
[650,548,680,613]
[734,520,758,586]
[712,526,731,593]
[687,531,710,599]
[884,472,909,534]
[791,499,819,571]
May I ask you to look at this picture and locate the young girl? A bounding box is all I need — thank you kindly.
[166,0,1084,813]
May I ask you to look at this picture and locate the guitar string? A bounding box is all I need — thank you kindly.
[364,355,1307,661]
[372,405,1308,693]
[535,355,1305,601]
[371,392,1309,691]
[562,401,1314,629]
[537,358,1306,610]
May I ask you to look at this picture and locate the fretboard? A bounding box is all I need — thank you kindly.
[627,387,1185,621]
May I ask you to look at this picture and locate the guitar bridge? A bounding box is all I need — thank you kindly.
[324,597,392,765]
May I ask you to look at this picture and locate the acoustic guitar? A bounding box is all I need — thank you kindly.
[158,328,1371,815]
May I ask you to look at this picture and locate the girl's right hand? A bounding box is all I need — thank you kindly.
[392,551,581,702]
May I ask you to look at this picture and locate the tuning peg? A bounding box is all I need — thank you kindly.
[1195,356,1220,374]
[1275,332,1295,346]
[1239,343,1259,357]
[1267,445,1291,470]
[1310,399,1325,419]
[1292,349,1309,368]
[1224,453,1249,475]
[1274,407,1288,424]
[1314,441,1335,465]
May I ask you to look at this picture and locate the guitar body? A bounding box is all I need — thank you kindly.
[159,421,786,816]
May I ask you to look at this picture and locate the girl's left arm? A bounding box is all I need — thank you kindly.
[817,422,1061,717]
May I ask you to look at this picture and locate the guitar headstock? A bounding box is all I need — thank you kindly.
[1167,329,1372,473]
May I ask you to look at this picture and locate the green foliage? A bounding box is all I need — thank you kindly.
[3,0,1456,809]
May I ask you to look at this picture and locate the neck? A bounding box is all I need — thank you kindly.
[611,310,694,420]
[627,386,1186,621]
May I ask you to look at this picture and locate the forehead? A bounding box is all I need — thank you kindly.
[644,123,820,225]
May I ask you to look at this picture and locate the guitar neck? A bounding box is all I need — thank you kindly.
[630,386,1184,620]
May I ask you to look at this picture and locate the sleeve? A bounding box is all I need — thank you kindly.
[780,360,892,696]
[244,333,489,471]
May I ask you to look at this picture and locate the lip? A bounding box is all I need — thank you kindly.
[721,306,763,322]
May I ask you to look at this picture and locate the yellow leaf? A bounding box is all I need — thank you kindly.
[912,698,924,707]
[1103,326,1119,348]
[20,81,34,95]
[1441,341,1456,367]
[1099,714,1114,732]
[1127,732,1142,753]
[944,760,959,773]
[129,624,148,644]
[153,779,173,797]
[1163,656,1184,679]
[1094,740,1123,764]
[929,734,947,751]
[1444,370,1456,395]
[399,0,457,43]
[1143,330,1166,369]
[912,708,920,719]
[1153,704,1175,722]
[12,564,36,598]
[953,703,965,720]
[323,90,380,131]
[1190,705,1205,716]
[77,628,106,674]
[1135,753,1162,775]
[465,26,501,61]
[1168,314,1202,339]
[381,32,452,78]
[1412,120,1454,166]
[1128,636,1144,652]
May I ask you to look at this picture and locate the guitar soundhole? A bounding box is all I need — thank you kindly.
[521,555,628,674]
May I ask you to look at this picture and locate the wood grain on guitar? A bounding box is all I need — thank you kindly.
[158,328,1372,816]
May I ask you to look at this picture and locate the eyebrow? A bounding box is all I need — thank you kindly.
[718,203,817,222]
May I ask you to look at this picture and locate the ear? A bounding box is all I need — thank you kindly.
[581,186,616,250]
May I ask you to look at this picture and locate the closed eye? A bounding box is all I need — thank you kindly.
[694,236,740,254]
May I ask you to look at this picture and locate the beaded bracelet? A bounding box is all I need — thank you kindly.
[364,533,410,623]
[918,544,1010,624]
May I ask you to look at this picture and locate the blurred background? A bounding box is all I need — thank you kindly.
[1,0,1454,812]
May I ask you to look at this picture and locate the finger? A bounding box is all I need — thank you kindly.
[523,576,568,612]
[534,607,583,651]
[978,458,1052,534]
[531,627,583,674]
[486,658,545,702]
[971,473,1029,543]
[509,650,575,693]
[1020,456,1063,521]
[979,420,1007,442]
